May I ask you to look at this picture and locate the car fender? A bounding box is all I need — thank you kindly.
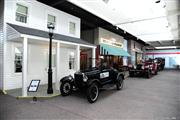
[117,72,124,80]
[60,75,74,83]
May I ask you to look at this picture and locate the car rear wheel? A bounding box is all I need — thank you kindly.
[87,82,99,103]
[60,81,72,96]
[116,76,124,90]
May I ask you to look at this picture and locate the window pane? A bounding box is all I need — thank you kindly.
[16,4,28,23]
[16,13,27,23]
[15,47,23,73]
[69,22,76,34]
[69,52,75,69]
[16,4,28,15]
[48,14,56,23]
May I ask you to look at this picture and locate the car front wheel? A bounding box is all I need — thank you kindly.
[60,81,72,96]
[116,76,124,90]
[87,82,99,103]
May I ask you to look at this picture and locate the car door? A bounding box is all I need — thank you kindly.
[99,69,112,84]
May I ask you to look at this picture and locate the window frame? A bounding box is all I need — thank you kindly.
[13,45,23,74]
[69,52,75,70]
[47,14,56,27]
[15,3,29,24]
[69,21,76,35]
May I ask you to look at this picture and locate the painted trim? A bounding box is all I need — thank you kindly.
[145,52,180,55]
[20,34,96,48]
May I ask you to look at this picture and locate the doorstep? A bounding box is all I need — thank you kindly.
[6,84,60,99]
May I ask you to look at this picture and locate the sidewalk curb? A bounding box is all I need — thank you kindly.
[16,93,61,99]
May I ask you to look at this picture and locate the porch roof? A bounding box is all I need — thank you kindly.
[7,23,95,47]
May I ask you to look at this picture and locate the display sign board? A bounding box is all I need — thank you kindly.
[100,38,123,48]
[28,80,40,92]
[100,72,109,79]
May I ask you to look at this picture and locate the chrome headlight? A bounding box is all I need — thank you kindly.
[68,75,73,80]
[82,73,88,82]
[134,65,136,69]
[141,66,144,69]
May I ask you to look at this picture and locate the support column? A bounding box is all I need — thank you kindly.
[92,47,96,67]
[56,42,60,90]
[22,37,28,97]
[76,45,80,71]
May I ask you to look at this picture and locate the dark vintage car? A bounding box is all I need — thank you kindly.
[60,67,125,103]
[129,59,158,78]
[155,58,165,71]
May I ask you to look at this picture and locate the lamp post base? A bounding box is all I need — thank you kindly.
[47,88,53,94]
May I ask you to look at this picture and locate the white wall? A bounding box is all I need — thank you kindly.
[0,0,4,90]
[4,0,81,38]
[59,46,76,80]
[4,40,78,90]
[3,0,82,90]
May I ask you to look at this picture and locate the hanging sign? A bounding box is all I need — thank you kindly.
[28,80,40,92]
[100,38,123,48]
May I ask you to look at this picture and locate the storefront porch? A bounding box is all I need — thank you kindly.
[5,23,96,97]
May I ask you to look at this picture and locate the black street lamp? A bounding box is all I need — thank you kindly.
[47,23,55,94]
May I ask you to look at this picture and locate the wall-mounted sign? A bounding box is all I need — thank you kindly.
[28,80,40,92]
[100,38,123,48]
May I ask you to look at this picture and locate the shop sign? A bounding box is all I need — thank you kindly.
[100,38,123,48]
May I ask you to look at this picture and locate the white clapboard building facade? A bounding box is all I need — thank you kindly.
[0,0,96,96]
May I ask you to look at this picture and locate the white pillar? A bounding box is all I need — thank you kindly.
[56,42,60,90]
[92,47,96,67]
[76,45,80,71]
[22,37,28,97]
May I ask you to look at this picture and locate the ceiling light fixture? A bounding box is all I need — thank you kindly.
[155,46,177,49]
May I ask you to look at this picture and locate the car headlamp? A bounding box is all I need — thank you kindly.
[141,66,144,69]
[82,73,88,82]
[68,75,73,80]
[134,65,136,69]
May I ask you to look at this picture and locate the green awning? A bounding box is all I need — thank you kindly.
[100,43,130,57]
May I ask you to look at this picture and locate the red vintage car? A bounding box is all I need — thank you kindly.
[129,59,158,78]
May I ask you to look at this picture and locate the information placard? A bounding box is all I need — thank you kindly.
[28,80,40,92]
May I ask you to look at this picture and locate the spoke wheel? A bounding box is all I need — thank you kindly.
[87,83,99,103]
[116,76,124,90]
[60,81,72,96]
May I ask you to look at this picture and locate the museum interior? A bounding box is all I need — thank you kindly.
[0,0,179,120]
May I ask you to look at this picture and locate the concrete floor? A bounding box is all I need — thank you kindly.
[0,70,180,120]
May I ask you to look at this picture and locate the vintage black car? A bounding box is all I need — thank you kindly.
[60,67,125,103]
[155,57,165,71]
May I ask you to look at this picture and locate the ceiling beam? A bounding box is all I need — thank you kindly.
[50,0,67,6]
[115,16,166,25]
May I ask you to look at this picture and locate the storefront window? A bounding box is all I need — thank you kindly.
[15,47,23,73]
[69,52,75,70]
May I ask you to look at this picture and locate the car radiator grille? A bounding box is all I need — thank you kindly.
[74,74,83,87]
